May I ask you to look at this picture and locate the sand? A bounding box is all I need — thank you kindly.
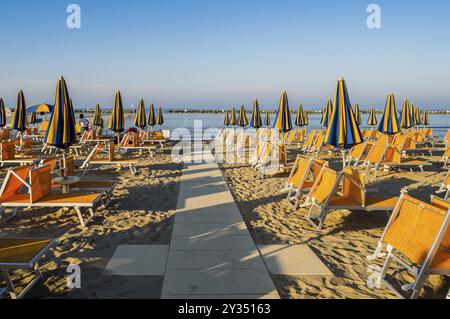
[219,150,450,299]
[0,145,182,299]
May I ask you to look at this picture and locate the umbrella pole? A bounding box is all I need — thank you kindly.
[341,150,347,168]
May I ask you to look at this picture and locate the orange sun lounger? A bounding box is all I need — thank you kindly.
[305,166,399,230]
[282,156,328,210]
[0,141,41,167]
[0,237,56,299]
[368,191,450,299]
[0,165,105,227]
[436,169,450,201]
[80,141,139,175]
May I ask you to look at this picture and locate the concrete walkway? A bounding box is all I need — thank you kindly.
[161,156,280,298]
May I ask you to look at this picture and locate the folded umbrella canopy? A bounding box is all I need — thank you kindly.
[414,107,421,127]
[367,108,378,127]
[0,98,6,128]
[108,91,125,133]
[223,110,230,127]
[422,110,429,127]
[273,90,293,133]
[303,110,309,126]
[325,77,363,166]
[250,99,262,129]
[354,103,361,125]
[93,104,103,127]
[148,103,156,128]
[156,106,164,128]
[44,76,76,150]
[400,99,413,129]
[377,92,400,136]
[264,110,271,127]
[321,99,333,127]
[230,107,237,126]
[11,90,27,133]
[238,104,248,127]
[29,112,37,125]
[134,98,147,129]
[295,104,306,127]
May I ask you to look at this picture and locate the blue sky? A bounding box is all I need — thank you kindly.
[0,0,449,109]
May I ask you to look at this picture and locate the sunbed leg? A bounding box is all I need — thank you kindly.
[367,242,385,261]
[1,269,17,299]
[376,247,394,286]
[74,207,86,228]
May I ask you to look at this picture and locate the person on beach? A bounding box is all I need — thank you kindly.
[79,114,90,133]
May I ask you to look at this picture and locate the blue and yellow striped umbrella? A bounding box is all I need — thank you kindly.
[273,90,293,133]
[367,108,378,126]
[11,90,27,132]
[422,111,429,126]
[44,77,76,149]
[230,107,237,126]
[303,110,309,126]
[156,106,164,127]
[93,104,103,127]
[29,112,37,125]
[0,98,6,128]
[321,99,333,127]
[414,107,421,126]
[134,98,147,129]
[409,103,416,125]
[250,99,262,129]
[108,91,125,133]
[223,110,230,127]
[354,103,361,125]
[400,99,412,129]
[264,110,271,127]
[325,77,363,150]
[148,103,156,128]
[295,104,305,127]
[237,104,248,127]
[377,93,400,135]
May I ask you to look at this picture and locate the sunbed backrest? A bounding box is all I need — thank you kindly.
[132,133,139,147]
[1,129,10,140]
[289,157,309,188]
[30,165,52,203]
[365,144,386,164]
[342,167,364,206]
[310,167,339,204]
[384,195,447,265]
[0,165,31,202]
[42,157,58,172]
[311,159,327,178]
[349,142,366,158]
[430,196,450,249]
[22,139,32,149]
[0,141,16,160]
[108,141,115,161]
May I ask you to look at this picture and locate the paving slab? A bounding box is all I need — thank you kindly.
[104,245,169,276]
[258,245,333,276]
[162,161,279,299]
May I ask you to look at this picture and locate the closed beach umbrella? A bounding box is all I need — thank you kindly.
[134,98,147,129]
[29,112,37,125]
[230,107,237,126]
[250,99,262,129]
[44,76,76,150]
[367,108,378,127]
[11,90,27,133]
[273,90,293,133]
[320,106,326,125]
[237,104,248,127]
[422,111,429,126]
[303,110,309,126]
[322,99,333,127]
[108,91,125,133]
[93,104,103,127]
[148,104,156,128]
[400,99,412,129]
[325,77,363,159]
[295,104,305,127]
[264,110,271,127]
[377,92,400,135]
[354,103,361,125]
[0,98,6,128]
[223,110,230,127]
[156,106,164,128]
[410,103,416,125]
[414,107,421,126]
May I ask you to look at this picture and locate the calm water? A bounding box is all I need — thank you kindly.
[110,113,450,138]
